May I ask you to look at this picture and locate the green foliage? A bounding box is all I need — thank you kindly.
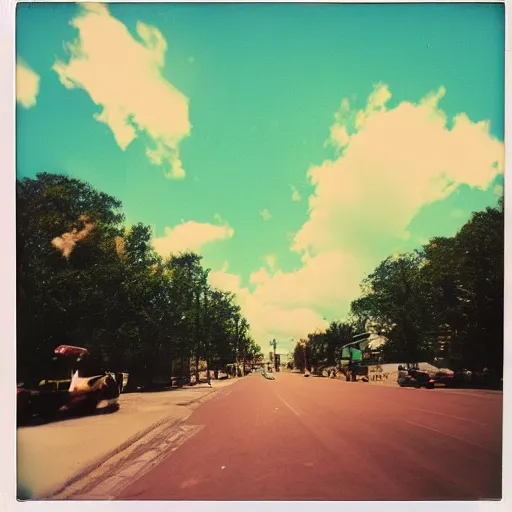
[325,321,355,365]
[17,173,251,387]
[292,323,354,373]
[418,200,504,374]
[292,341,307,372]
[351,251,431,363]
[349,200,503,375]
[292,198,504,381]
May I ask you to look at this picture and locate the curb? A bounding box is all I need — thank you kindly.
[44,380,238,499]
[45,415,179,499]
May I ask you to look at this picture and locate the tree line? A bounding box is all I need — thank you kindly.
[292,197,504,383]
[17,173,262,388]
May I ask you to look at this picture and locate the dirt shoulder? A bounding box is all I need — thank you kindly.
[17,378,240,499]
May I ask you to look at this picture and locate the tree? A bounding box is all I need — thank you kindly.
[420,199,504,376]
[17,173,255,389]
[325,321,355,365]
[17,173,125,382]
[291,197,503,385]
[350,252,430,364]
[163,253,208,385]
[454,200,503,376]
[292,340,308,372]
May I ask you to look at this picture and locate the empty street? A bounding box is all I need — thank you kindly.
[114,373,502,501]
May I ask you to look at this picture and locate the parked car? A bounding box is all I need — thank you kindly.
[17,345,120,424]
[397,363,454,388]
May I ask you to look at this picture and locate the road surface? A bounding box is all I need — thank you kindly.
[114,372,502,501]
[17,380,237,499]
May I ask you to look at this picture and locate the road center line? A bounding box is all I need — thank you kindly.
[404,420,491,452]
[410,407,492,428]
[276,394,301,417]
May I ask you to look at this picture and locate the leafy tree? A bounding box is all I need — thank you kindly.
[420,199,503,376]
[17,173,254,389]
[292,339,308,372]
[292,198,503,385]
[325,321,355,365]
[17,173,125,382]
[350,252,431,364]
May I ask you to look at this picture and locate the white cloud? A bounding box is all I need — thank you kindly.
[152,220,234,258]
[293,84,503,257]
[208,84,504,351]
[249,250,361,314]
[16,60,40,109]
[53,3,191,178]
[209,262,243,295]
[291,185,302,202]
[208,263,329,350]
[260,209,272,221]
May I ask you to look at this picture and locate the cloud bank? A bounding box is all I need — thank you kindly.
[211,84,504,351]
[294,83,503,257]
[53,3,191,178]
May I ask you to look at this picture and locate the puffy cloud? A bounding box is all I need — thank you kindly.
[207,251,360,351]
[249,250,361,315]
[293,84,503,257]
[209,84,503,351]
[260,209,272,221]
[208,263,329,350]
[152,220,234,258]
[16,60,40,109]
[291,185,302,202]
[209,262,243,295]
[53,3,190,178]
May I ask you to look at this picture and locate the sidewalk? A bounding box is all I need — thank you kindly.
[17,378,239,499]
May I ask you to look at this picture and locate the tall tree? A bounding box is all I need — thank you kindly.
[325,321,355,365]
[17,173,125,382]
[350,252,430,364]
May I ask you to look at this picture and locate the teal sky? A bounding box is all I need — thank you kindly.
[16,3,504,351]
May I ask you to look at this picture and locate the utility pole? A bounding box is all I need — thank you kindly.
[234,314,240,377]
[203,282,211,387]
[194,289,201,386]
[300,340,308,373]
[269,339,277,372]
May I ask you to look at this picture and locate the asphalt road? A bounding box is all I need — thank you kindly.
[118,372,503,501]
